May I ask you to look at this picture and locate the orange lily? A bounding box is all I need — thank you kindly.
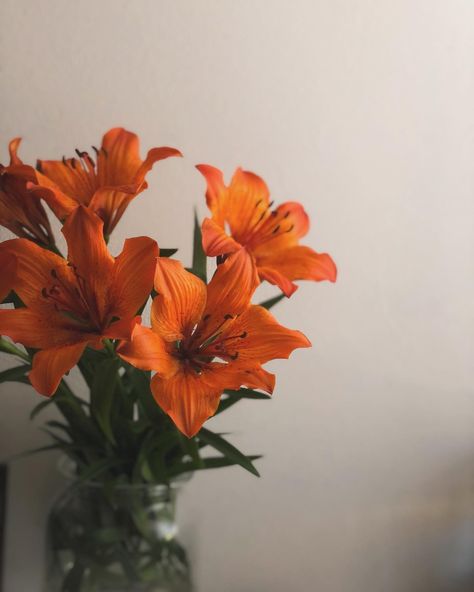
[32,128,182,237]
[118,249,310,437]
[0,206,158,396]
[0,250,16,302]
[196,165,337,297]
[0,139,55,245]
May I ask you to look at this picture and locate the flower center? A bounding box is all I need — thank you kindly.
[41,263,104,331]
[173,313,248,374]
[237,200,295,249]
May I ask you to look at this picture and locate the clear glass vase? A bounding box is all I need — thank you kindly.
[44,465,193,592]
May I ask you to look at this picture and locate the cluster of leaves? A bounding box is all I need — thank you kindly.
[0,216,285,486]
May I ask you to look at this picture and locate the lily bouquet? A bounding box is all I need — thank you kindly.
[0,128,336,590]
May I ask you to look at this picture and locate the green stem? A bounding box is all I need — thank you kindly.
[0,338,30,362]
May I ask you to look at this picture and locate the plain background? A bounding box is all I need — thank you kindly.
[1,1,474,590]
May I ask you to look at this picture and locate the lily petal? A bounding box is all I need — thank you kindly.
[0,308,88,349]
[135,146,183,186]
[36,159,96,206]
[218,304,311,364]
[258,245,337,288]
[195,164,227,225]
[98,128,181,187]
[152,259,207,341]
[0,238,68,309]
[29,342,87,396]
[205,248,259,319]
[201,217,241,257]
[8,138,23,165]
[151,366,225,438]
[0,250,16,302]
[239,366,276,393]
[258,266,298,297]
[111,236,158,317]
[117,323,177,375]
[62,206,114,319]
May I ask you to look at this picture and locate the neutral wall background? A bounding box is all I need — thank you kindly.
[1,1,474,591]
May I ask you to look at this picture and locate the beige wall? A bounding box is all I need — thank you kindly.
[1,1,474,590]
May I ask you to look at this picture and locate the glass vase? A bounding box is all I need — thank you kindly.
[44,467,193,592]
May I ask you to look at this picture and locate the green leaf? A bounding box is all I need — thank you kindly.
[191,210,207,281]
[198,428,260,477]
[90,358,120,444]
[169,454,262,476]
[217,388,271,414]
[30,397,55,420]
[73,457,125,486]
[8,442,63,462]
[159,248,178,258]
[0,364,30,383]
[259,293,286,310]
[130,368,164,424]
[224,387,272,399]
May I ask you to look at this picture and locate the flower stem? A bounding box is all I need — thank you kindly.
[0,338,30,362]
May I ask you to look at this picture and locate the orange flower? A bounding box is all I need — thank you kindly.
[0,139,55,245]
[196,165,337,297]
[118,249,310,437]
[0,206,158,396]
[0,250,16,303]
[32,128,182,237]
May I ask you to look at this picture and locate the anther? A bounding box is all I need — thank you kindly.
[283,211,290,219]
[36,160,43,173]
[62,156,67,165]
[50,269,58,278]
[286,224,294,233]
[41,288,49,298]
[272,225,280,234]
[224,314,233,320]
[255,199,262,208]
[70,158,77,169]
[229,352,239,360]
[101,147,108,157]
[92,146,99,156]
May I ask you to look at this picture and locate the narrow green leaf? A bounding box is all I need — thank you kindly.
[217,388,271,413]
[159,248,178,258]
[130,368,164,424]
[73,457,125,486]
[0,364,30,383]
[30,397,55,420]
[259,293,286,310]
[191,210,207,281]
[90,358,120,444]
[169,454,262,476]
[198,428,260,477]
[8,443,63,462]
